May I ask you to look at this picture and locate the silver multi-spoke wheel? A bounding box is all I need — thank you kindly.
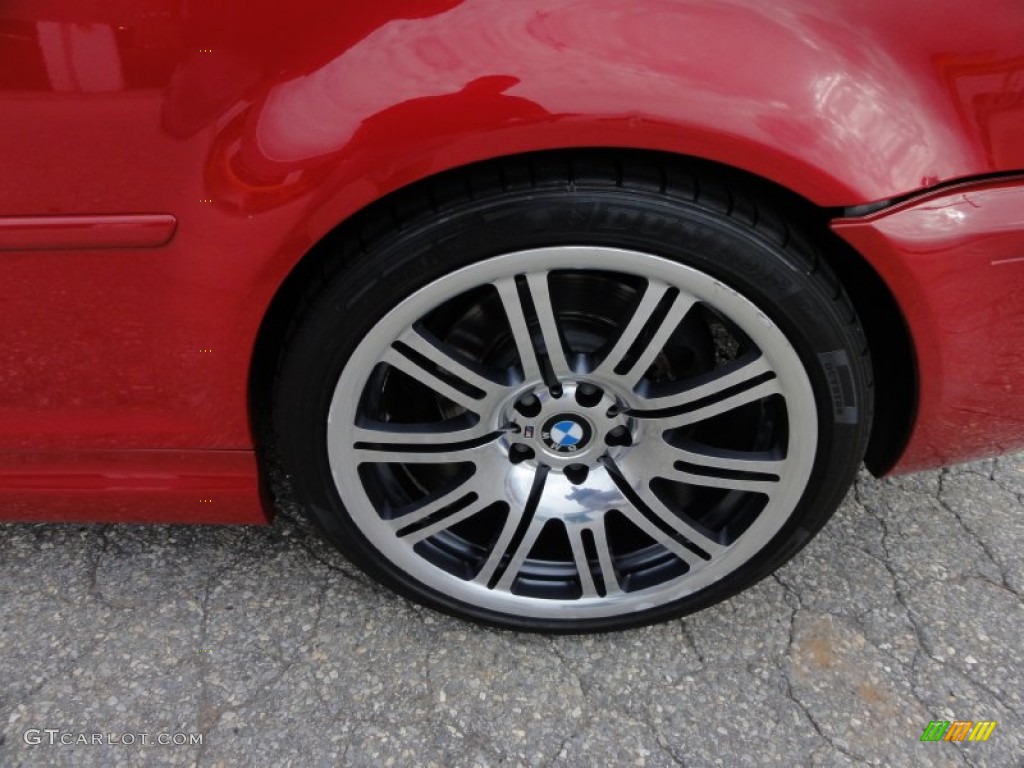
[327,247,817,620]
[276,156,871,630]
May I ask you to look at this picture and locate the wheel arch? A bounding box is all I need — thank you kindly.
[248,149,916,483]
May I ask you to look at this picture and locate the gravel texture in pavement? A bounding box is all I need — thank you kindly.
[1,456,1021,767]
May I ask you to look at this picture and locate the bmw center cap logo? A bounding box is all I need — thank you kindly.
[541,415,593,453]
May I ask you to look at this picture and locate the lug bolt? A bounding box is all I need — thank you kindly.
[515,394,542,417]
[564,464,589,485]
[509,443,535,464]
[605,425,632,447]
[575,383,603,407]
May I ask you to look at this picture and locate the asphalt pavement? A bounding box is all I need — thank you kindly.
[2,455,1022,767]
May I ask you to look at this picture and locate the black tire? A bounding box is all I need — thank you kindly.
[273,152,872,632]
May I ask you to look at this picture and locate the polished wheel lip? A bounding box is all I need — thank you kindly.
[327,246,818,620]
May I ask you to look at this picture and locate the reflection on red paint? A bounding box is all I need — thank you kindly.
[834,177,1024,472]
[0,450,266,524]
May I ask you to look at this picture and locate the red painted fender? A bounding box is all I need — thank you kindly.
[0,0,1022,521]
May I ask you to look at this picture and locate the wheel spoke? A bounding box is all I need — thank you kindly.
[387,477,480,533]
[494,277,542,382]
[494,273,573,384]
[667,467,779,496]
[666,375,782,425]
[351,422,498,447]
[635,354,774,411]
[632,483,726,556]
[592,279,673,377]
[397,495,495,544]
[493,515,548,592]
[382,346,485,413]
[662,444,785,477]
[563,517,622,598]
[590,519,622,596]
[600,288,697,390]
[625,291,696,388]
[473,508,524,587]
[639,439,784,494]
[615,499,711,567]
[524,272,572,377]
[566,523,599,598]
[399,327,506,403]
[474,466,548,588]
[605,457,727,560]
[657,378,782,429]
[352,428,499,462]
[651,442,783,497]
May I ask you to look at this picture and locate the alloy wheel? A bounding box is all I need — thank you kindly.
[326,246,818,620]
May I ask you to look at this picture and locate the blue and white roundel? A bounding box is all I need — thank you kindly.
[550,420,585,448]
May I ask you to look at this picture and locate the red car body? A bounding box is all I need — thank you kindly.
[1,0,1022,524]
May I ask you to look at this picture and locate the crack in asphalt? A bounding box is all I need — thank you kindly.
[542,637,689,767]
[192,568,333,768]
[851,477,997,740]
[777,620,845,760]
[678,619,706,665]
[270,516,369,586]
[768,575,847,761]
[87,528,124,611]
[853,478,930,660]
[855,468,1023,742]
[192,566,219,768]
[937,469,1022,601]
[0,528,119,729]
